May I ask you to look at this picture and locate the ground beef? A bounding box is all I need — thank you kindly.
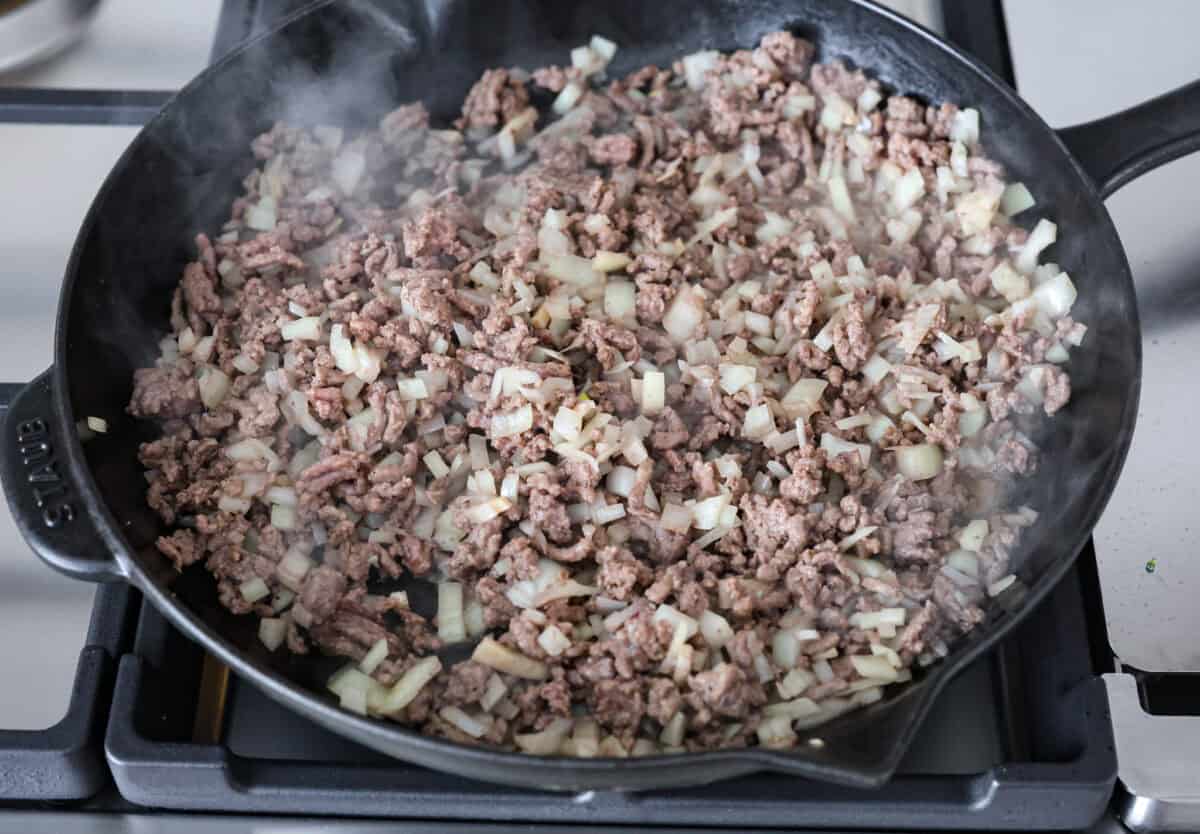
[688,663,764,719]
[129,30,1074,757]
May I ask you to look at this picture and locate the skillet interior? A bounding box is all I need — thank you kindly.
[56,0,1139,789]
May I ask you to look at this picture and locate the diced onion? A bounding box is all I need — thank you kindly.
[270,503,297,530]
[359,638,389,675]
[699,610,734,648]
[198,367,231,409]
[895,443,944,480]
[472,637,548,680]
[245,196,277,231]
[821,432,871,467]
[990,262,1031,303]
[377,656,442,717]
[682,50,719,91]
[849,608,906,629]
[691,493,731,531]
[603,281,636,321]
[850,654,899,682]
[782,379,828,420]
[440,705,491,739]
[396,377,429,401]
[862,354,892,386]
[595,251,632,273]
[957,519,989,552]
[258,617,287,651]
[553,407,584,441]
[281,316,322,342]
[1001,182,1035,216]
[742,404,775,441]
[988,574,1017,596]
[777,667,816,700]
[949,108,980,144]
[660,502,693,534]
[437,582,466,643]
[892,167,926,212]
[641,371,665,416]
[538,624,572,657]
[552,81,584,114]
[718,363,756,395]
[663,287,705,343]
[515,716,573,754]
[1016,219,1057,274]
[239,577,270,603]
[1031,272,1077,318]
[217,495,251,514]
[330,324,359,373]
[491,404,533,438]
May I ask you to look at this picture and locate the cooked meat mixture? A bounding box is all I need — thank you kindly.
[130,32,1082,754]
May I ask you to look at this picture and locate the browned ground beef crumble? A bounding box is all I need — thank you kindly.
[130,31,1082,754]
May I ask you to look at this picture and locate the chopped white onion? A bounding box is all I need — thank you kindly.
[538,624,572,657]
[949,108,980,144]
[782,378,828,420]
[851,654,899,682]
[742,404,775,441]
[491,404,533,438]
[217,495,251,514]
[895,443,944,481]
[988,574,1017,597]
[1031,271,1077,318]
[377,656,442,717]
[821,432,871,467]
[239,577,270,603]
[245,195,278,231]
[515,717,573,754]
[258,617,287,651]
[1001,182,1035,216]
[691,493,731,531]
[270,503,297,530]
[718,363,757,395]
[359,638,389,675]
[281,316,322,342]
[641,371,665,416]
[440,705,491,739]
[437,582,466,643]
[1016,219,1057,274]
[849,608,907,629]
[198,367,231,409]
[699,610,734,648]
[663,287,705,344]
[682,50,720,90]
[396,378,429,401]
[472,637,548,680]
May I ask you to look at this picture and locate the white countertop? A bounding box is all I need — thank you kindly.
[1007,0,1200,674]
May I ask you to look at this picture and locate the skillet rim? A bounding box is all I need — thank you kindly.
[50,0,1141,789]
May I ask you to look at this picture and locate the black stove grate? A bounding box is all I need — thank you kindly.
[0,583,136,802]
[104,554,1115,829]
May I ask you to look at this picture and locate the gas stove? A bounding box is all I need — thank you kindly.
[0,1,1195,831]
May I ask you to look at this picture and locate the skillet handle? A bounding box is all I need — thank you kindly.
[1058,79,1200,198]
[0,370,127,582]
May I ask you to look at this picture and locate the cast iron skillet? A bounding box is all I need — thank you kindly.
[2,0,1198,791]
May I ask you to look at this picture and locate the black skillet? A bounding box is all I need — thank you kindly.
[2,0,1197,791]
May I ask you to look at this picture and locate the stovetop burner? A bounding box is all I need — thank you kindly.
[100,551,1114,829]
